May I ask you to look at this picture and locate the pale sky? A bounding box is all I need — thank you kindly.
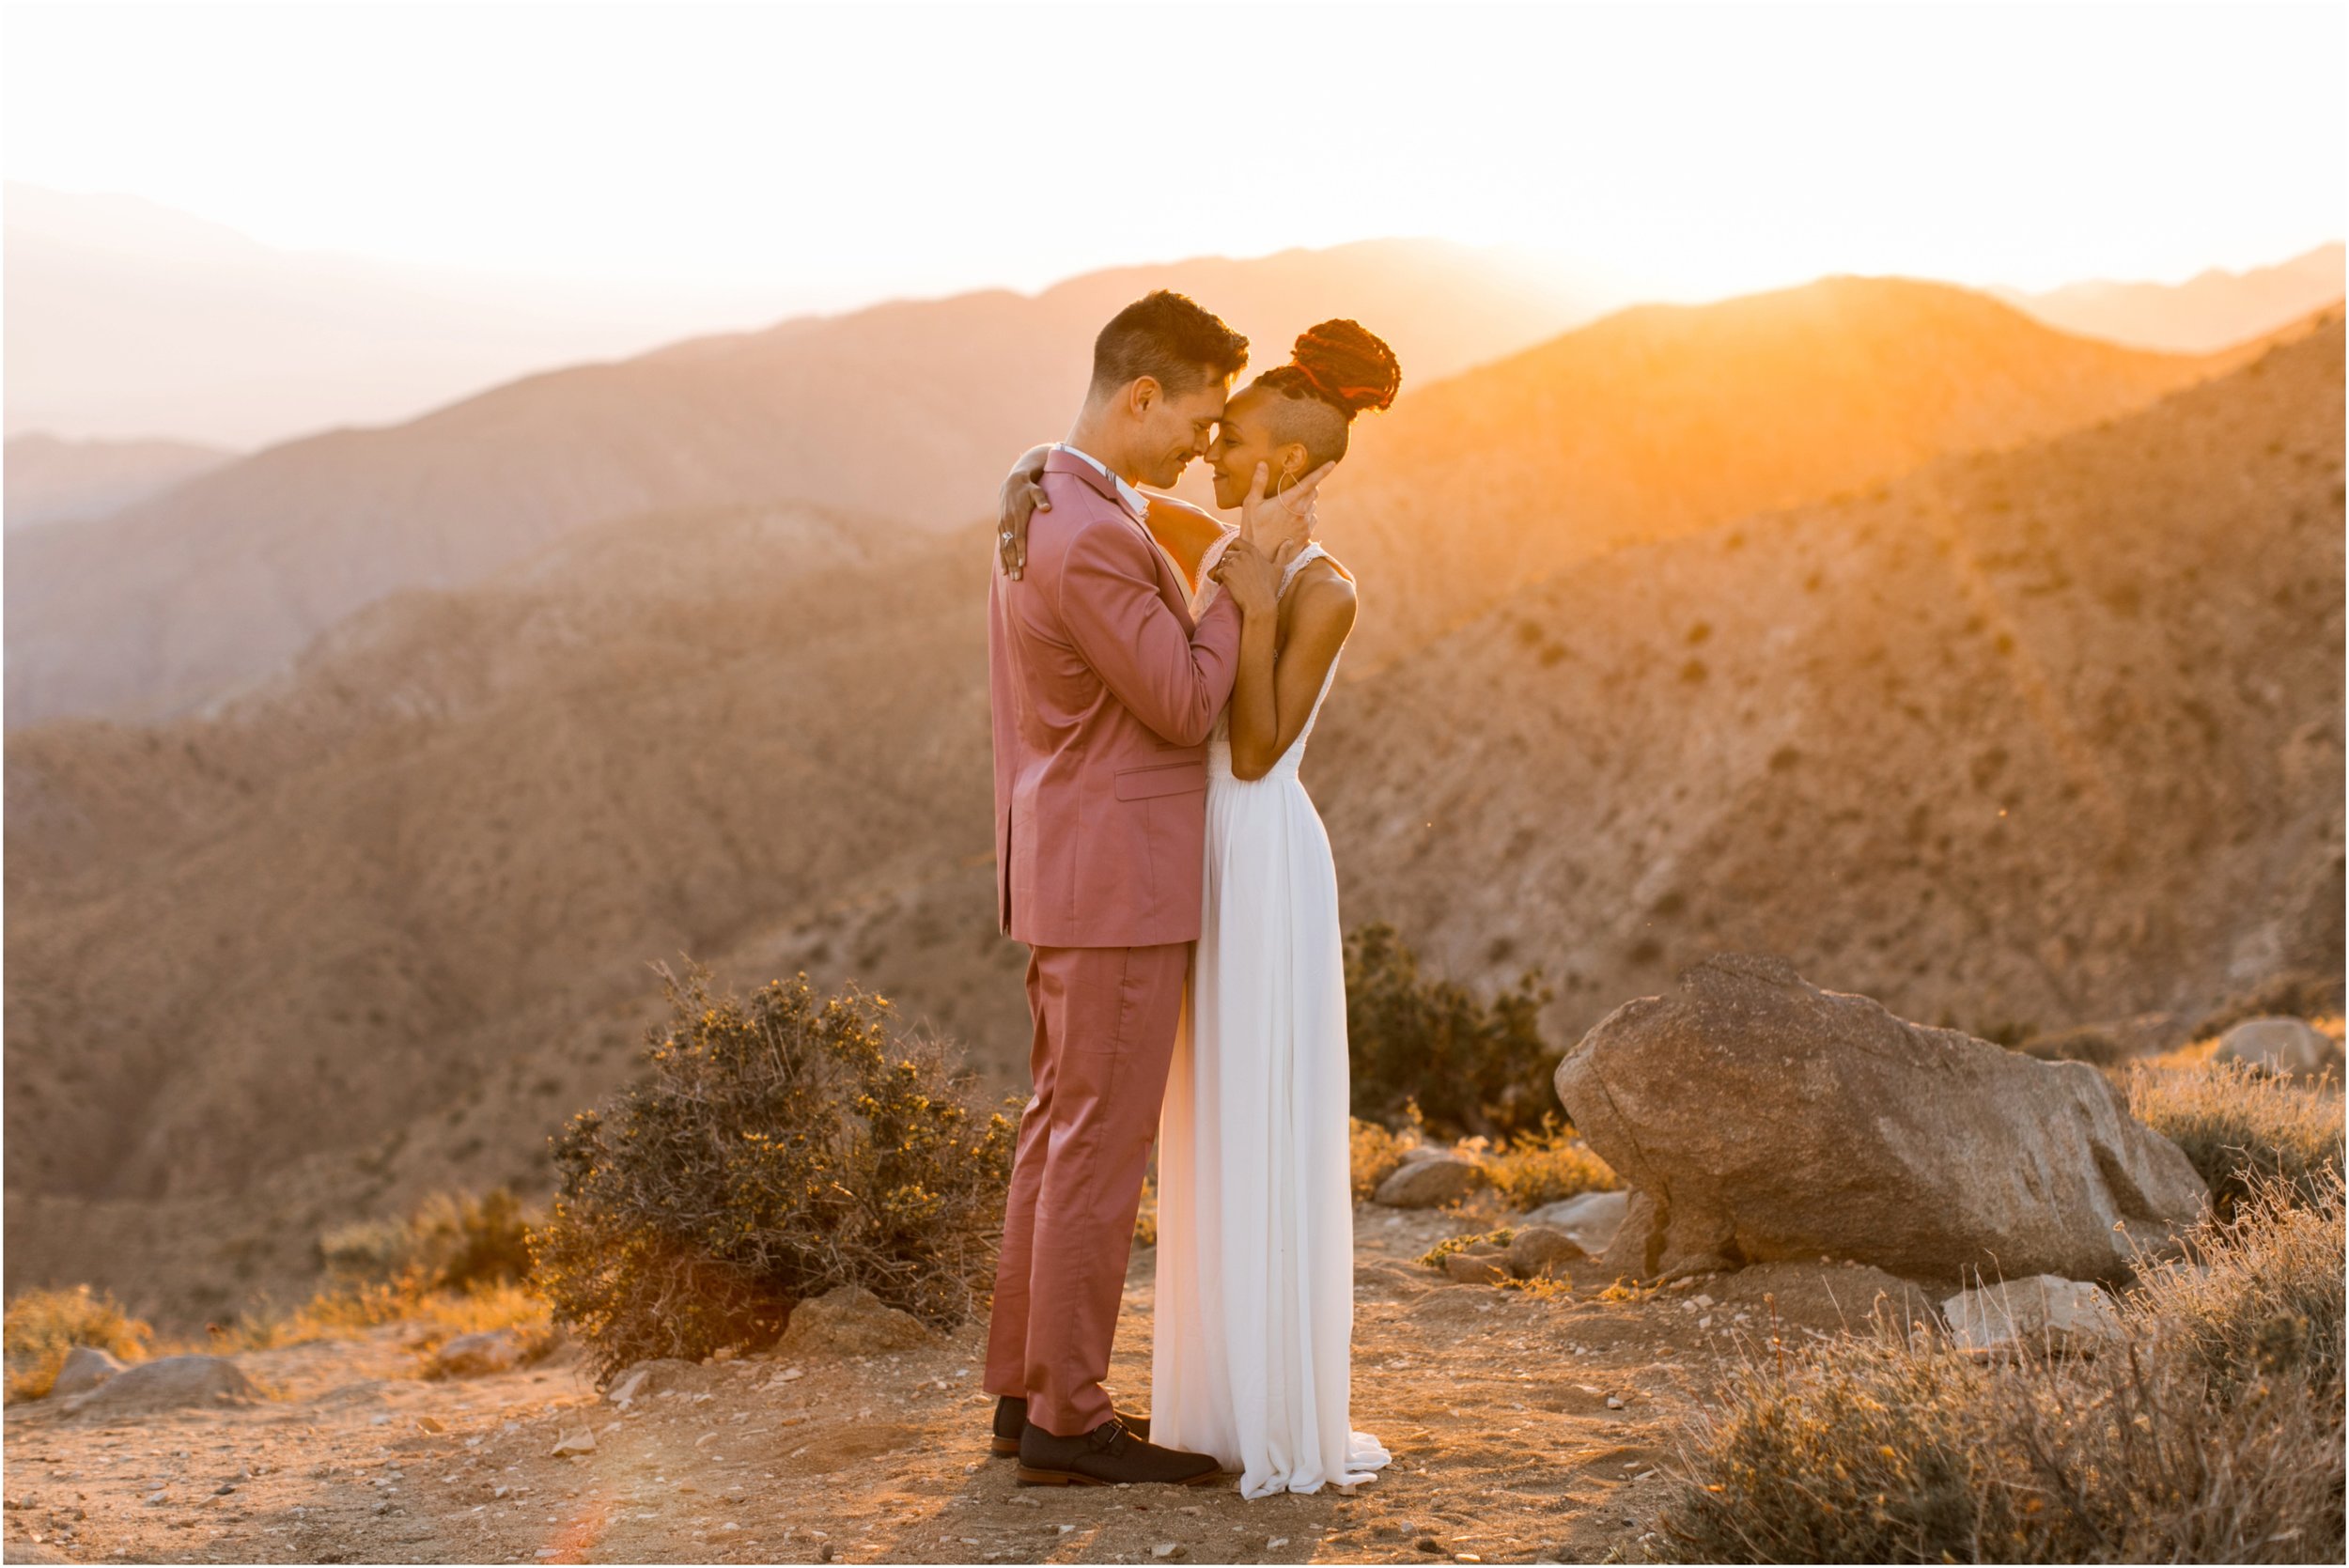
[4,0,2343,306]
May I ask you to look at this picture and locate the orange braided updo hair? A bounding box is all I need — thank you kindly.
[1256,318,1402,419]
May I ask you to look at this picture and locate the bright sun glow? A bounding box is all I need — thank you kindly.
[4,0,2341,307]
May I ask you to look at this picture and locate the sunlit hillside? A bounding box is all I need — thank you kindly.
[3,238,1602,727]
[1325,275,2232,668]
[5,287,2332,1321]
[1316,315,2345,1046]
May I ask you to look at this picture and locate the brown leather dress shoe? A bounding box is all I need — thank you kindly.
[1015,1416,1218,1487]
[990,1394,1149,1456]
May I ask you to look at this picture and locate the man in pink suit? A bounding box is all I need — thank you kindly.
[982,291,1297,1486]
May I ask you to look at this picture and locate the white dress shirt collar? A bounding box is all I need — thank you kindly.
[1056,442,1151,523]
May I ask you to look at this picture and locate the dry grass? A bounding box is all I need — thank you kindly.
[1348,1114,1420,1201]
[207,1273,552,1362]
[1417,1228,1517,1270]
[1482,1118,1621,1209]
[3,1285,155,1402]
[1348,1110,1618,1211]
[2125,1057,2343,1213]
[319,1188,536,1292]
[1657,1172,2347,1563]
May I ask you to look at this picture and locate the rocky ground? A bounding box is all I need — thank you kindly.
[0,1205,1928,1566]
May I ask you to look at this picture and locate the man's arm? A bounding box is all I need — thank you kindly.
[1057,521,1242,748]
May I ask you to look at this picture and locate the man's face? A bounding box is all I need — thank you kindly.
[1133,376,1230,489]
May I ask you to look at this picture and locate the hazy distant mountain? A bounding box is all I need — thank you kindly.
[1997,243,2344,353]
[4,238,1609,727]
[8,279,2319,1320]
[2,182,827,448]
[4,431,233,531]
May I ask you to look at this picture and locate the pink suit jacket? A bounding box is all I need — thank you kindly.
[988,448,1244,949]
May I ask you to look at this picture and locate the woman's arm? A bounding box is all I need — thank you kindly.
[1226,565,1359,782]
[996,443,1055,579]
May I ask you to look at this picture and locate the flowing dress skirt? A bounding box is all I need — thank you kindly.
[1150,767,1392,1498]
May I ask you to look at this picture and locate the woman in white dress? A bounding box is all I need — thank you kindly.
[998,320,1404,1498]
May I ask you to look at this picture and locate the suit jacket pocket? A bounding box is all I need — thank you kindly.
[1113,762,1206,801]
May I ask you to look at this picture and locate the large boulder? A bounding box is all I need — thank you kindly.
[1554,955,2208,1285]
[2214,1017,2341,1079]
[77,1354,256,1414]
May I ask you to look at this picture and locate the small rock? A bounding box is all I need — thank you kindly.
[1507,1225,1586,1279]
[1521,1189,1631,1254]
[431,1329,526,1379]
[1153,1545,1183,1560]
[50,1345,127,1399]
[1377,1155,1489,1209]
[1442,1252,1511,1286]
[778,1285,932,1356]
[1605,1395,1624,1409]
[605,1358,705,1405]
[550,1430,596,1458]
[1942,1275,2123,1358]
[2214,1017,2342,1079]
[413,1415,446,1435]
[80,1355,256,1414]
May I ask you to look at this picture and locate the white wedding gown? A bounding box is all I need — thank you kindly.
[1150,538,1392,1498]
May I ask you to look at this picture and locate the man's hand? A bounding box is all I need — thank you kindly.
[997,445,1052,579]
[1210,534,1282,619]
[1238,460,1332,570]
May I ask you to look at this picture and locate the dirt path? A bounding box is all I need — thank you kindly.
[3,1208,1920,1565]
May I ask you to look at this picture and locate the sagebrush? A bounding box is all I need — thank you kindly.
[533,966,1018,1384]
[320,1188,536,1292]
[2126,1057,2343,1213]
[1657,1172,2347,1563]
[1346,923,1555,1139]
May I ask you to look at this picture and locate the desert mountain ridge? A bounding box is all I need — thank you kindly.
[3,431,236,531]
[1996,241,2343,354]
[4,236,1607,729]
[4,287,2337,1322]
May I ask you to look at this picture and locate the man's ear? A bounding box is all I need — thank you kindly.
[1128,377,1160,418]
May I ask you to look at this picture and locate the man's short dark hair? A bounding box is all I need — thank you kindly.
[1090,290,1249,399]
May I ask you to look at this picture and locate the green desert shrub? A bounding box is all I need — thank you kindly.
[2126,1058,2343,1214]
[1658,1178,2347,1563]
[1346,923,1555,1140]
[3,1285,154,1402]
[532,966,1017,1385]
